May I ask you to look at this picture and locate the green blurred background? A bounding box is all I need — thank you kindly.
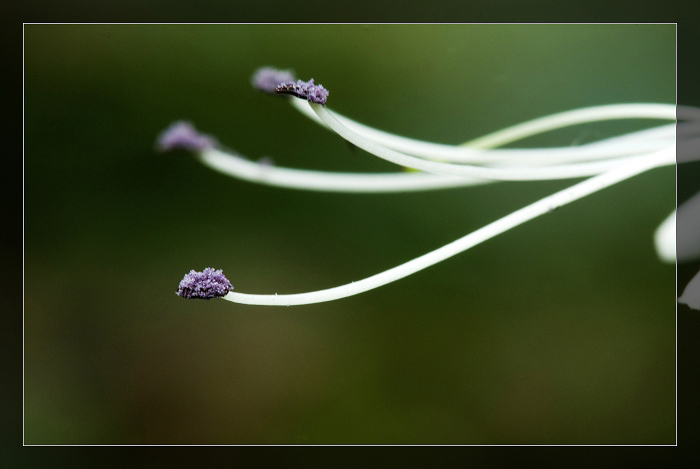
[24,24,675,444]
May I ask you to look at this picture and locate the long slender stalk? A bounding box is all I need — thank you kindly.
[224,147,673,306]
[311,104,674,181]
[197,148,487,193]
[291,99,676,162]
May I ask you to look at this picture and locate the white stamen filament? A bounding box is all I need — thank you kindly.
[196,119,675,192]
[224,147,674,306]
[310,103,674,181]
[197,148,487,193]
[291,99,676,163]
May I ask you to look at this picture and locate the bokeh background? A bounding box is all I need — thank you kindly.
[24,24,675,444]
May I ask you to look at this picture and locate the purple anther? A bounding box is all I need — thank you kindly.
[251,67,297,93]
[156,121,217,152]
[275,78,329,105]
[176,268,233,300]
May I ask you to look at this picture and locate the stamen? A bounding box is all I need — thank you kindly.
[163,68,686,307]
[197,147,486,193]
[223,148,673,306]
[288,98,676,163]
[310,103,675,181]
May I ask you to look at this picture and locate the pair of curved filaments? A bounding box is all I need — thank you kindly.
[190,88,686,306]
[198,102,679,193]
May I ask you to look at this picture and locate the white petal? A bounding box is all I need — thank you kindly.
[654,210,676,263]
[679,269,700,310]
